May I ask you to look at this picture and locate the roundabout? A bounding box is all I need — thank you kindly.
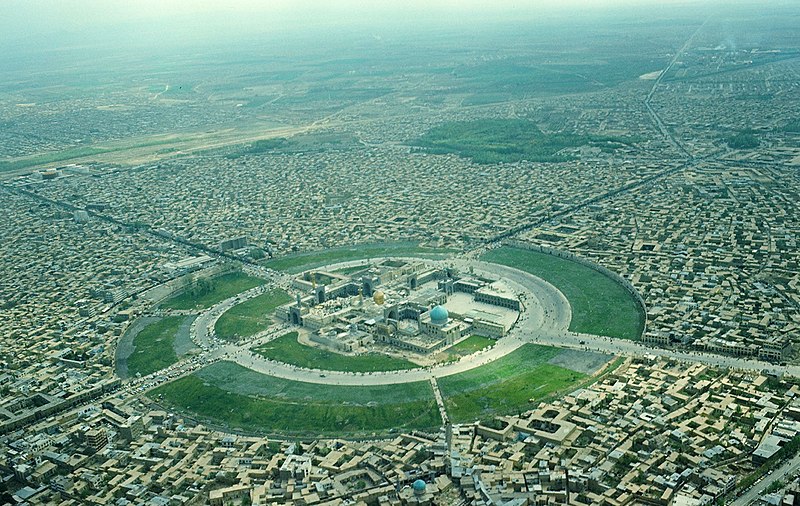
[143,245,646,436]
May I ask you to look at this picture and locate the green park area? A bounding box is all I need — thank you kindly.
[439,344,585,423]
[482,246,645,339]
[127,316,182,377]
[437,335,495,362]
[161,271,266,311]
[252,332,418,372]
[724,130,760,149]
[148,361,440,436]
[412,119,640,164]
[447,335,495,354]
[262,242,458,273]
[214,289,291,340]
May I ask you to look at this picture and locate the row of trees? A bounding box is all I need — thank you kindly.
[176,273,220,299]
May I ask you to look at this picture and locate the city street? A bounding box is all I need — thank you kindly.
[732,455,800,506]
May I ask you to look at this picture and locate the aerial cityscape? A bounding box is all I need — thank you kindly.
[1,1,799,504]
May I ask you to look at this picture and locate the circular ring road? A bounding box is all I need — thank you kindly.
[191,258,577,386]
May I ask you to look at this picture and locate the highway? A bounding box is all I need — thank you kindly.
[643,18,708,160]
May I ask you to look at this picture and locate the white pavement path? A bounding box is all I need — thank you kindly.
[430,377,448,425]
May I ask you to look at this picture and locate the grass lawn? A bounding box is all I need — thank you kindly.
[438,344,586,423]
[262,242,459,273]
[214,289,291,340]
[161,272,266,311]
[127,316,182,376]
[482,247,644,339]
[445,335,495,356]
[436,335,496,363]
[149,361,440,436]
[252,332,418,372]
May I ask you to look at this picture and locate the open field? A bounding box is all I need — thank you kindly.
[482,247,645,339]
[252,332,418,372]
[160,272,266,311]
[148,361,439,436]
[0,146,112,173]
[214,289,291,340]
[127,316,183,377]
[262,242,459,273]
[439,344,589,423]
[0,121,320,175]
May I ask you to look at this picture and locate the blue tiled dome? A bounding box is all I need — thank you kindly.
[430,305,449,325]
[413,479,426,492]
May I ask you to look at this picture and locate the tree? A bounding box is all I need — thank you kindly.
[249,248,266,260]
[725,132,759,149]
[190,278,215,298]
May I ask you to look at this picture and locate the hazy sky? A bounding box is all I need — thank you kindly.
[0,0,718,38]
[0,0,783,54]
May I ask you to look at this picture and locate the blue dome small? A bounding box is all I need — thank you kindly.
[412,479,426,492]
[430,305,449,325]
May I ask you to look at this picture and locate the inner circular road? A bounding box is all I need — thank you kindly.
[194,258,578,385]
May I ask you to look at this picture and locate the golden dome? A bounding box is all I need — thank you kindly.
[373,290,385,305]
